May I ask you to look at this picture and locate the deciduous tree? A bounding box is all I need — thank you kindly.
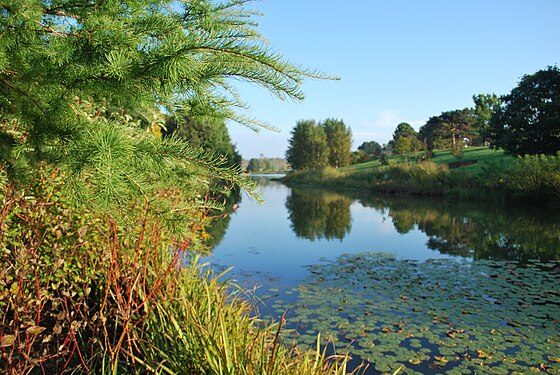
[322,118,352,167]
[488,66,560,156]
[285,120,328,170]
[357,141,383,158]
[472,93,502,146]
[391,122,421,155]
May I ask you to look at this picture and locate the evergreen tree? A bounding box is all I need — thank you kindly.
[0,0,328,225]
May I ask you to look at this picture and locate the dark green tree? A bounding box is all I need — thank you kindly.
[391,122,417,142]
[285,120,328,170]
[419,109,475,152]
[488,66,560,156]
[164,115,241,168]
[322,118,352,167]
[357,141,383,158]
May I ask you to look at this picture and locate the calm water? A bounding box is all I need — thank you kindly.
[203,177,560,374]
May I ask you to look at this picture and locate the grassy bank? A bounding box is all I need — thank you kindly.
[282,147,560,204]
[0,169,354,374]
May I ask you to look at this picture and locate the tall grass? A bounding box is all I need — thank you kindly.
[0,168,355,374]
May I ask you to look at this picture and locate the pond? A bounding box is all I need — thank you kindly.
[203,177,560,374]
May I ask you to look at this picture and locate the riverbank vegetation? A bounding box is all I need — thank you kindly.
[0,0,353,373]
[0,168,352,374]
[282,147,560,205]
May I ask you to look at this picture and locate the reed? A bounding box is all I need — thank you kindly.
[0,168,355,374]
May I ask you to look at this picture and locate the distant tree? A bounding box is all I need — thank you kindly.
[488,66,560,156]
[358,141,383,158]
[286,120,328,170]
[392,122,417,142]
[472,94,502,146]
[391,122,421,155]
[351,150,370,164]
[245,157,289,172]
[165,115,241,167]
[322,118,352,167]
[419,109,475,151]
[246,158,263,172]
[441,109,476,148]
[394,136,413,155]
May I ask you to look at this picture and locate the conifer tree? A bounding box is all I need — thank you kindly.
[0,0,328,226]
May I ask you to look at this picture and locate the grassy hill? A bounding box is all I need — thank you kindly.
[282,147,559,204]
[343,147,514,174]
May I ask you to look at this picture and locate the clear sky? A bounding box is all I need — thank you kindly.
[226,0,560,159]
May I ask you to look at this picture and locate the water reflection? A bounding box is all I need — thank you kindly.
[356,194,560,262]
[286,187,352,241]
[280,184,560,261]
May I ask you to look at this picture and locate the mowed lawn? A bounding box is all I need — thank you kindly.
[342,147,515,175]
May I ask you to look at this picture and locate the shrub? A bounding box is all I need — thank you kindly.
[506,154,560,203]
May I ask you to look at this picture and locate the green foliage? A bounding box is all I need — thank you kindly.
[357,141,383,159]
[390,123,418,154]
[419,109,476,151]
[322,118,352,168]
[488,65,560,156]
[0,0,330,221]
[285,120,328,170]
[472,93,502,145]
[286,119,352,170]
[164,114,242,168]
[504,153,560,202]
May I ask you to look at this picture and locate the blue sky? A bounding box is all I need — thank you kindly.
[226,0,560,159]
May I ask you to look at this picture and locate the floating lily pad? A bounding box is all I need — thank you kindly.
[263,252,560,374]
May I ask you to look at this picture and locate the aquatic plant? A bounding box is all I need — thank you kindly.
[263,253,560,374]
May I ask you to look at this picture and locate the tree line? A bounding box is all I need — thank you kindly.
[245,157,290,173]
[286,65,560,171]
[361,65,560,161]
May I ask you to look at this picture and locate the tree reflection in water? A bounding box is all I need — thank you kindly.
[286,187,352,241]
[357,194,560,262]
